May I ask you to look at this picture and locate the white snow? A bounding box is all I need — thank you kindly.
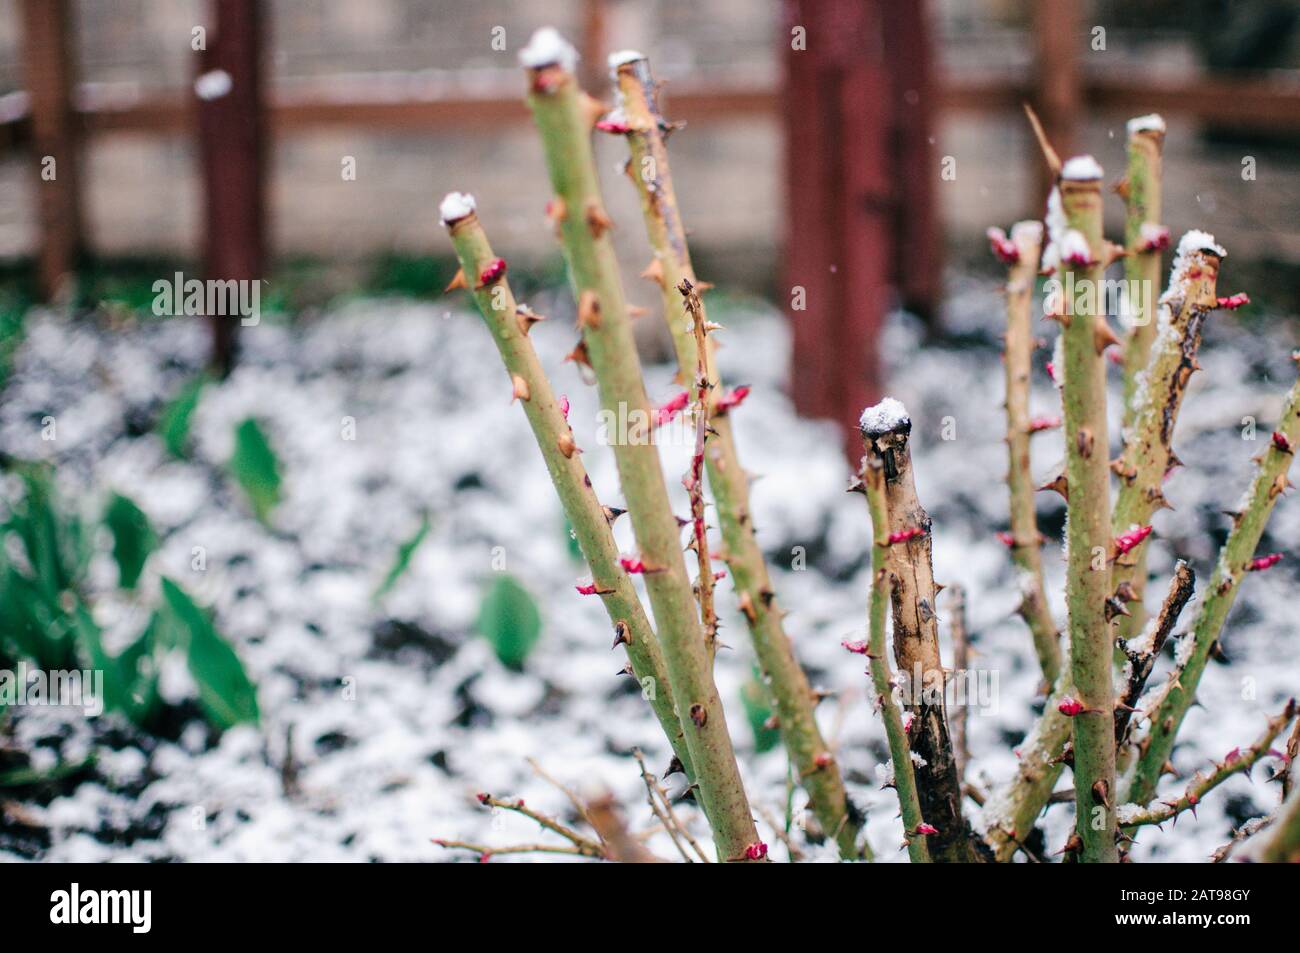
[1126,113,1167,137]
[194,70,232,101]
[518,27,578,73]
[1059,229,1093,266]
[438,191,476,226]
[1010,220,1043,245]
[1061,155,1104,181]
[1041,186,1067,273]
[859,397,910,434]
[2,272,1295,864]
[1175,229,1227,263]
[607,50,644,69]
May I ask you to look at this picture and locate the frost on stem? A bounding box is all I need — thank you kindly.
[1111,231,1223,644]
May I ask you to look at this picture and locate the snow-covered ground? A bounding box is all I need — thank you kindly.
[1,274,1296,862]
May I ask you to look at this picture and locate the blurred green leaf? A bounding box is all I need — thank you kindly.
[160,578,258,729]
[373,512,431,603]
[228,417,282,525]
[475,574,542,671]
[741,673,780,754]
[103,492,156,590]
[158,373,207,459]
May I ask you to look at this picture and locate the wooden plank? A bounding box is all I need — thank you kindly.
[20,0,82,300]
[196,0,266,376]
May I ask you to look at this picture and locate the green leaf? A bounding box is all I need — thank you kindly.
[372,512,431,602]
[228,417,282,525]
[741,673,780,754]
[158,374,207,459]
[160,577,259,729]
[103,492,156,590]
[475,574,542,671]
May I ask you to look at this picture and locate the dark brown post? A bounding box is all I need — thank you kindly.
[782,0,891,455]
[20,0,83,301]
[196,0,267,377]
[1032,0,1080,206]
[884,0,941,326]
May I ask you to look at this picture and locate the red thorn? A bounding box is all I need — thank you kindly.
[1113,525,1153,556]
[654,391,690,428]
[1247,553,1283,572]
[558,395,571,421]
[715,385,752,413]
[1216,292,1250,311]
[1027,415,1061,433]
[1224,747,1242,765]
[1272,430,1294,454]
[1137,223,1171,253]
[620,556,647,574]
[475,792,491,804]
[575,582,599,595]
[996,531,1016,548]
[842,639,870,655]
[744,842,768,860]
[813,751,833,769]
[888,527,926,545]
[986,227,1019,265]
[476,258,507,288]
[595,118,632,134]
[1057,696,1085,717]
[1045,361,1058,384]
[914,823,939,836]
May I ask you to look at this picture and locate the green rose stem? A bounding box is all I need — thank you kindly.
[1126,356,1300,807]
[860,399,987,862]
[442,202,692,779]
[1057,156,1118,862]
[858,447,931,863]
[519,30,762,862]
[1118,114,1168,427]
[993,219,1062,685]
[608,51,864,860]
[1118,699,1295,835]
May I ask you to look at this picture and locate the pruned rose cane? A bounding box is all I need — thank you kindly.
[519,30,761,861]
[442,197,693,779]
[607,50,864,859]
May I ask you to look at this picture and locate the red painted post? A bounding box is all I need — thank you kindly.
[883,0,941,327]
[782,0,891,454]
[196,0,267,377]
[20,0,83,301]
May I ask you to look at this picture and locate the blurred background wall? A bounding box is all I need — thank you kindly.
[1,0,1298,273]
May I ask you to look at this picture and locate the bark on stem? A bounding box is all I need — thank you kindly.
[861,402,986,862]
[1115,560,1195,753]
[1126,358,1300,806]
[681,279,718,658]
[1111,234,1222,643]
[521,39,761,861]
[444,208,692,777]
[999,220,1062,685]
[610,53,864,859]
[1058,160,1118,862]
[860,449,931,863]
